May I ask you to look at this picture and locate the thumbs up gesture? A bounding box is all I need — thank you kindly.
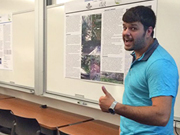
[99,86,115,112]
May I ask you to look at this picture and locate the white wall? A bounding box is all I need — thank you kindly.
[0,0,34,15]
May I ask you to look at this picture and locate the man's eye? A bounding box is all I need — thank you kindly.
[131,27,136,31]
[123,27,127,30]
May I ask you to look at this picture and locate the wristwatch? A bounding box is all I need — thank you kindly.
[108,101,118,114]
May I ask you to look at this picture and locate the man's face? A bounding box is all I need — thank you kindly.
[122,22,147,51]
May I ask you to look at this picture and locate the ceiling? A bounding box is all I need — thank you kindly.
[0,0,35,15]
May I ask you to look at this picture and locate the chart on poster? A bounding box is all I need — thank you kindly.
[64,0,156,85]
[0,14,13,70]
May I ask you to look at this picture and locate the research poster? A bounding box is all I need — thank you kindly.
[0,14,13,70]
[65,0,156,84]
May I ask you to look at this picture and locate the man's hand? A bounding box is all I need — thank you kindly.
[99,86,115,112]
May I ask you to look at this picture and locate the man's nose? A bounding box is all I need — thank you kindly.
[123,28,131,36]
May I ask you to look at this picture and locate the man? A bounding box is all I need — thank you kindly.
[99,6,179,135]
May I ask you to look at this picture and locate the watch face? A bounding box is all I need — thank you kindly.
[108,108,115,114]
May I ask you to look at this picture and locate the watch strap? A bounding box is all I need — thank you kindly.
[110,101,118,109]
[109,101,118,114]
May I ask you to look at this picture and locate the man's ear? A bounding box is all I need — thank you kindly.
[146,26,153,37]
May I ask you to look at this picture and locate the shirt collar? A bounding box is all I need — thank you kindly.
[131,38,159,62]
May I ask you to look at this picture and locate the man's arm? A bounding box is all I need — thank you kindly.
[99,86,172,126]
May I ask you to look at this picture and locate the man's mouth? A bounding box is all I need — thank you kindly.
[125,40,131,42]
[124,39,133,43]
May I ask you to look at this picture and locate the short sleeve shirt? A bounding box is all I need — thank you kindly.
[120,39,179,135]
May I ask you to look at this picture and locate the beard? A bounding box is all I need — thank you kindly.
[133,32,146,51]
[123,32,146,51]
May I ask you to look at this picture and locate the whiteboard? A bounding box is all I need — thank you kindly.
[46,0,180,119]
[0,11,34,88]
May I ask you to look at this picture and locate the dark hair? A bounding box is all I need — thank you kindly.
[122,6,156,37]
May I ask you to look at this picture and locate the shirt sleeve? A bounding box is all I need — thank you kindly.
[146,59,179,98]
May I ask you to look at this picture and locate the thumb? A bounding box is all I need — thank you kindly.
[102,86,110,96]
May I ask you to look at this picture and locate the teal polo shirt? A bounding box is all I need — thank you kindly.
[120,39,179,135]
